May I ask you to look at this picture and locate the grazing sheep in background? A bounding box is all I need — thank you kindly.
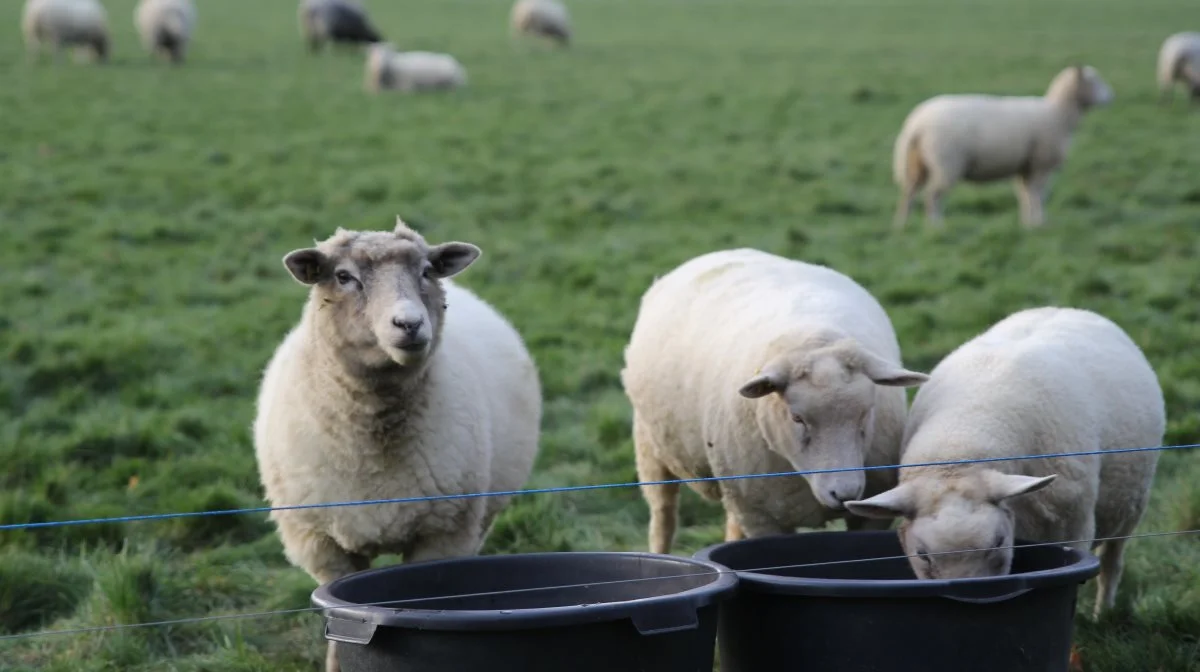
[22,0,109,64]
[846,306,1164,619]
[364,42,467,93]
[892,65,1113,230]
[510,0,571,47]
[253,218,542,672]
[1157,32,1200,104]
[621,248,929,555]
[134,0,196,64]
[298,0,382,53]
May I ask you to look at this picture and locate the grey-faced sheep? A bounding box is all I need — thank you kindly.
[298,0,383,53]
[1157,32,1200,104]
[364,42,467,93]
[510,0,571,47]
[22,0,109,64]
[892,65,1113,230]
[253,218,542,672]
[846,306,1164,619]
[621,248,928,555]
[134,0,195,64]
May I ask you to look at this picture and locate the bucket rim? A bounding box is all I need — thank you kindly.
[310,551,740,633]
[692,530,1101,600]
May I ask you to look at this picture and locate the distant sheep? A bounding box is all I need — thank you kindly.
[892,65,1113,230]
[253,219,541,672]
[364,43,467,93]
[134,0,196,64]
[510,0,571,47]
[846,307,1165,619]
[621,248,928,555]
[22,0,109,64]
[1157,32,1200,104]
[298,0,382,52]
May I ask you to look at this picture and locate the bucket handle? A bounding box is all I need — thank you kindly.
[630,602,701,636]
[324,616,379,645]
[941,587,1033,605]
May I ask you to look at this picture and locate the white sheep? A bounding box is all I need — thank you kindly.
[621,248,929,555]
[892,65,1113,230]
[22,0,110,64]
[253,218,541,672]
[364,42,467,94]
[134,0,196,64]
[1156,32,1200,104]
[298,0,383,53]
[510,0,571,47]
[846,306,1165,619]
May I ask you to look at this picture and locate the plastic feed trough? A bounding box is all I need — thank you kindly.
[310,551,739,672]
[694,530,1101,672]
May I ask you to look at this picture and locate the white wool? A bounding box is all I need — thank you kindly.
[846,306,1165,619]
[1156,32,1200,101]
[510,0,571,46]
[364,43,467,93]
[621,248,928,554]
[891,65,1113,230]
[22,0,109,63]
[134,0,196,63]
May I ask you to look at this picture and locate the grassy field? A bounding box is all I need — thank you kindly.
[1,0,1199,669]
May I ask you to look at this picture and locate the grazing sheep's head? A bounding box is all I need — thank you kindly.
[738,340,928,511]
[282,217,481,371]
[1048,64,1114,109]
[844,469,1058,580]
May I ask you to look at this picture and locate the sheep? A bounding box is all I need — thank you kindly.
[621,248,929,555]
[892,65,1113,230]
[21,0,109,64]
[510,0,571,47]
[845,306,1165,619]
[298,0,383,53]
[134,0,196,64]
[253,218,542,672]
[364,42,467,94]
[1156,32,1200,104]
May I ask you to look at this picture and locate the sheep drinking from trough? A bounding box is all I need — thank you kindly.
[299,0,383,53]
[510,0,572,47]
[892,65,1113,230]
[621,248,929,555]
[253,218,542,672]
[22,0,110,64]
[846,306,1165,619]
[134,0,196,64]
[364,42,467,93]
[1157,32,1200,104]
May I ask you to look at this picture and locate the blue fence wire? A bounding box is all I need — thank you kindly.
[2,442,1197,532]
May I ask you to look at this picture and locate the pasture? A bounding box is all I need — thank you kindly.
[2,0,1199,670]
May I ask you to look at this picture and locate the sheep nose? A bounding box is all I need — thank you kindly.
[392,316,424,333]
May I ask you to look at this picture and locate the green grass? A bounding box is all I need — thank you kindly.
[1,0,1199,669]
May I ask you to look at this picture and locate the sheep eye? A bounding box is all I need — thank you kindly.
[421,266,432,280]
[915,547,929,560]
[993,534,1006,549]
[335,270,355,286]
[791,414,805,426]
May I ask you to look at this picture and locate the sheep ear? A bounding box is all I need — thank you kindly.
[283,248,329,285]
[859,351,930,388]
[395,216,415,234]
[427,242,481,278]
[738,366,788,399]
[845,483,916,520]
[983,472,1057,503]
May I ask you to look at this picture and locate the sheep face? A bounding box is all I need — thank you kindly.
[1050,65,1113,109]
[738,343,928,511]
[845,470,1057,580]
[282,218,481,371]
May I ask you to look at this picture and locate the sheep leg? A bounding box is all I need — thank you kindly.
[634,417,681,555]
[724,511,745,541]
[1016,173,1049,228]
[892,187,916,231]
[922,187,946,229]
[405,517,487,564]
[1093,536,1127,619]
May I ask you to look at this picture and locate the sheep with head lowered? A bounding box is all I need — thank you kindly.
[298,0,383,53]
[253,218,542,672]
[364,42,467,93]
[1157,32,1200,104]
[22,0,109,64]
[892,65,1113,230]
[134,0,196,64]
[846,306,1165,619]
[621,248,929,555]
[510,0,571,47]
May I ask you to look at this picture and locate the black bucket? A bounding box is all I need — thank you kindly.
[694,530,1100,672]
[310,551,739,672]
